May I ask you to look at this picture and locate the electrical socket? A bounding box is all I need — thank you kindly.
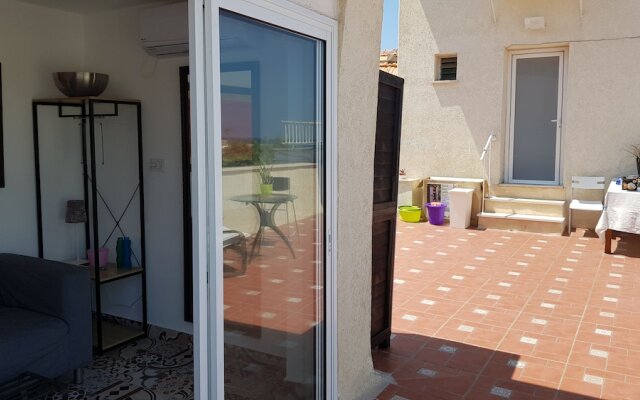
[150,158,165,172]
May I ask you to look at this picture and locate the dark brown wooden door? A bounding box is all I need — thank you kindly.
[371,71,404,349]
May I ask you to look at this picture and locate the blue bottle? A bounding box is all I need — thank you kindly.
[116,237,124,267]
[122,237,132,269]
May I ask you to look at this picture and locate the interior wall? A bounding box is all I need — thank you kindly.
[0,1,85,256]
[83,5,191,332]
[399,0,640,199]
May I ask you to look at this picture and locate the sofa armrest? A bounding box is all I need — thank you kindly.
[0,253,92,363]
[0,254,90,319]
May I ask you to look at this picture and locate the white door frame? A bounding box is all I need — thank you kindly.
[505,49,566,186]
[189,0,338,398]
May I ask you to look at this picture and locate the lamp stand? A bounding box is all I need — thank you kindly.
[75,224,81,265]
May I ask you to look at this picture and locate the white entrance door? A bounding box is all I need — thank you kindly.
[507,51,564,185]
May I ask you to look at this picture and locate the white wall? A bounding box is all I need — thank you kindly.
[83,5,191,332]
[399,0,640,195]
[336,0,387,398]
[0,0,188,332]
[0,1,84,255]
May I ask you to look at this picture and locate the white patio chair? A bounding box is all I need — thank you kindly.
[223,227,248,275]
[272,176,299,242]
[568,176,606,234]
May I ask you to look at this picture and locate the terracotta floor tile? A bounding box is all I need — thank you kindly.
[372,350,412,374]
[451,303,520,329]
[374,221,640,400]
[601,382,640,400]
[401,294,466,317]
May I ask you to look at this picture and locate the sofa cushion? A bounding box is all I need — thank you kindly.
[0,307,68,374]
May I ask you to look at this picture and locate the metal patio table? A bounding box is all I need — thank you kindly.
[230,194,297,259]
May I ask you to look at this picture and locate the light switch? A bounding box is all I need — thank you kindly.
[150,158,165,172]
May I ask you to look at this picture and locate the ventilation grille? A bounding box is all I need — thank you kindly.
[438,56,457,81]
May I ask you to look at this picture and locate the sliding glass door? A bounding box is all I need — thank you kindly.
[208,5,333,399]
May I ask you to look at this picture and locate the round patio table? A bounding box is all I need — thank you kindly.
[230,194,297,259]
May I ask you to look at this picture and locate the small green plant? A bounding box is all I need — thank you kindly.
[257,162,273,184]
[255,143,275,184]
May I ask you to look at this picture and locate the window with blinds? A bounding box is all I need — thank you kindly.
[436,55,457,81]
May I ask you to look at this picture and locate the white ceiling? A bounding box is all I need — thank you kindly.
[18,0,184,14]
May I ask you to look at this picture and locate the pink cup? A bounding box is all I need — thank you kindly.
[87,248,109,268]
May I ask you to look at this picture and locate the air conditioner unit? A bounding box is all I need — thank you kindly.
[140,2,188,57]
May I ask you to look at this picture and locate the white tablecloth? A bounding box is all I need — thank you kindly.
[595,181,640,238]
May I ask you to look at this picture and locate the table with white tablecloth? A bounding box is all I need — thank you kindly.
[595,181,640,253]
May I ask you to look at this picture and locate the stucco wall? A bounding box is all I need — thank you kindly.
[399,0,640,195]
[336,0,387,398]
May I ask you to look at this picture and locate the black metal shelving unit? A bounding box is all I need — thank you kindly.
[33,97,147,354]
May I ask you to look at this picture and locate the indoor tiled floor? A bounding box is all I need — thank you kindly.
[374,221,640,400]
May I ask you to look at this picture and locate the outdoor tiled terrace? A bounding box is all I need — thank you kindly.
[374,221,640,400]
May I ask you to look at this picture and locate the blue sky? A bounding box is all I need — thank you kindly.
[381,0,399,50]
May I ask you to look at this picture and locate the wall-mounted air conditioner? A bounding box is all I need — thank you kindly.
[140,2,188,57]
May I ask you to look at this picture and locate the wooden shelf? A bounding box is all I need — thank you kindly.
[89,263,143,284]
[93,318,145,351]
[66,260,143,283]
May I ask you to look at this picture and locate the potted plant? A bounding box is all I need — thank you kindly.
[627,144,640,176]
[257,162,274,195]
[255,143,275,195]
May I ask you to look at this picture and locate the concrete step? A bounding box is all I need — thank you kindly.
[492,184,566,201]
[478,212,566,235]
[484,196,566,217]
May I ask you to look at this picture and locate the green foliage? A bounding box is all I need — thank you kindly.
[255,142,275,184]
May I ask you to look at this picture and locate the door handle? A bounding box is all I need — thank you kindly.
[551,119,562,128]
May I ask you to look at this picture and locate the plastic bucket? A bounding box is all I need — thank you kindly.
[87,247,109,268]
[398,205,422,223]
[425,202,446,225]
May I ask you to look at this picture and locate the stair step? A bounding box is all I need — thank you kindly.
[478,212,565,223]
[492,184,565,201]
[485,196,565,206]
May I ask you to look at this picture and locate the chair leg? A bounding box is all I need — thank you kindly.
[239,237,248,275]
[285,202,291,239]
[73,368,84,384]
[291,200,300,243]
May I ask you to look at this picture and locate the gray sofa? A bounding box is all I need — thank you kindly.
[0,253,92,384]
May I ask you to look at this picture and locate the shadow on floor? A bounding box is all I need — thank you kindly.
[610,231,640,258]
[374,333,598,400]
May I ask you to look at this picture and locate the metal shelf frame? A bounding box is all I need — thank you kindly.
[33,97,147,354]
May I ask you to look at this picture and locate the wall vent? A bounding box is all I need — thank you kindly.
[436,55,458,81]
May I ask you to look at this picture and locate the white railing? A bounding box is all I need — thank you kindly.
[480,132,497,213]
[282,120,324,145]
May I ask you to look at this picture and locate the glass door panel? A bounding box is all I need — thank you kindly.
[219,10,325,399]
[510,53,563,184]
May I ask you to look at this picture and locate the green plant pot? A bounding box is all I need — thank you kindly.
[260,184,273,195]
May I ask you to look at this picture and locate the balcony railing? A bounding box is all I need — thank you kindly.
[282,121,323,145]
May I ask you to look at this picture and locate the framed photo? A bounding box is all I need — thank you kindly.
[0,63,4,188]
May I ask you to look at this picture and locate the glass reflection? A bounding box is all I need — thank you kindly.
[219,11,325,400]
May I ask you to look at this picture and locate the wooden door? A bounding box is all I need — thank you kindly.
[371,71,404,349]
